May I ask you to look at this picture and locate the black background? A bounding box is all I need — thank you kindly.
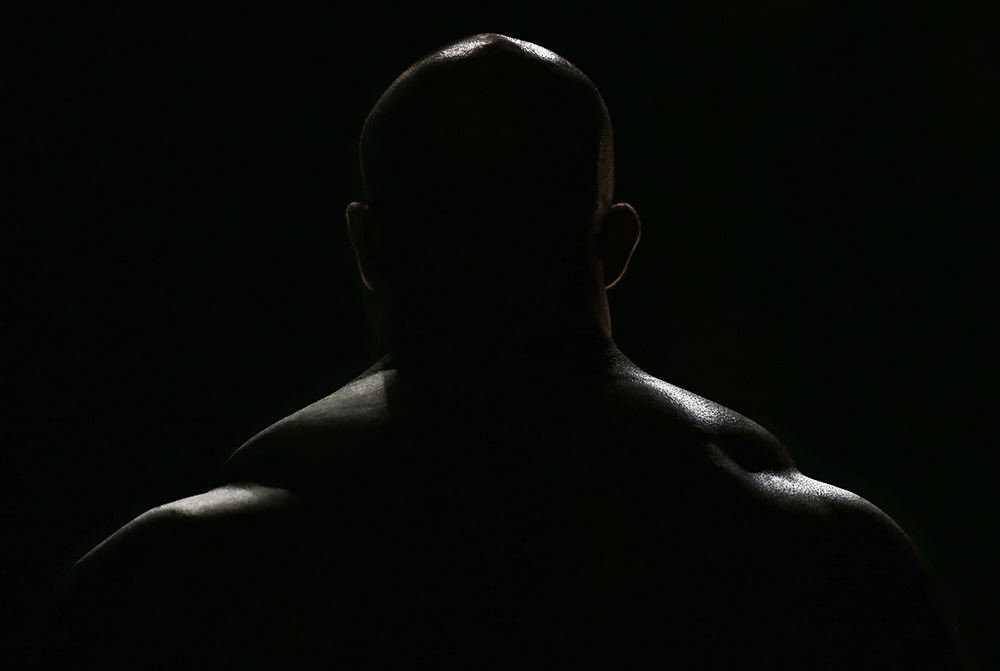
[7,3,996,667]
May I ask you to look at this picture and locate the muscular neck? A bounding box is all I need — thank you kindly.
[383,294,622,381]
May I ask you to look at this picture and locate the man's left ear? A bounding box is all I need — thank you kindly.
[597,202,641,289]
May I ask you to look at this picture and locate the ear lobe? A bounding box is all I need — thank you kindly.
[601,202,641,289]
[346,201,378,291]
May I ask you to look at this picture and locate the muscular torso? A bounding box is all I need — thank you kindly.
[64,354,959,669]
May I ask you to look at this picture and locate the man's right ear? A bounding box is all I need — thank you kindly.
[598,202,641,289]
[346,202,379,291]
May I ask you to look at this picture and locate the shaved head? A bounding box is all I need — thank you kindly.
[349,34,638,355]
[359,34,614,274]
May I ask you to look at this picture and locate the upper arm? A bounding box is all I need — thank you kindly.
[774,482,965,670]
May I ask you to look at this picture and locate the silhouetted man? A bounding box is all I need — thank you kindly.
[62,34,961,669]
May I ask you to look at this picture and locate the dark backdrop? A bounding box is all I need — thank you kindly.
[7,3,996,667]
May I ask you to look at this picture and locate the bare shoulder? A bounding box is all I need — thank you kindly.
[619,364,931,572]
[615,365,795,472]
[746,468,915,542]
[71,484,306,582]
[60,485,318,668]
[679,413,960,669]
[222,365,398,485]
[758,470,966,667]
[636,366,922,554]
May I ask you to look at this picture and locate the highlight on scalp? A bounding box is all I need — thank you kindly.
[358,33,614,265]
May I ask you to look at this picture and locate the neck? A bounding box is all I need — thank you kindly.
[384,301,621,380]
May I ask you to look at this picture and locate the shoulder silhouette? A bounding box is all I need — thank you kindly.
[59,34,962,670]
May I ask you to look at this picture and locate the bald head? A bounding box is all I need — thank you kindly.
[360,35,613,252]
[348,34,639,352]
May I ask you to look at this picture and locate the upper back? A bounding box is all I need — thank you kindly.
[65,355,958,669]
[209,357,892,661]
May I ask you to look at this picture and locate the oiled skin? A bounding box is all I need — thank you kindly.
[62,350,960,669]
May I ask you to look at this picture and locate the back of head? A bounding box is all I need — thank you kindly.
[359,34,614,318]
